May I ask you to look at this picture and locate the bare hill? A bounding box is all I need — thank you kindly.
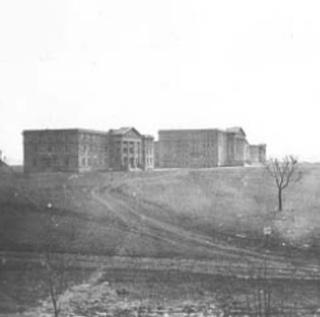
[0,165,319,263]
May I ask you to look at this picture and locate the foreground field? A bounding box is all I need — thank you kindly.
[1,261,320,316]
[1,164,320,315]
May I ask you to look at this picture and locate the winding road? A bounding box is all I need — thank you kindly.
[88,175,320,279]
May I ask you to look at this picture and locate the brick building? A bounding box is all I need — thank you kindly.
[23,127,154,173]
[157,127,266,168]
[108,127,154,171]
[249,144,267,164]
[142,135,155,170]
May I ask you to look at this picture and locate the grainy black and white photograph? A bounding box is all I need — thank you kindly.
[0,1,320,316]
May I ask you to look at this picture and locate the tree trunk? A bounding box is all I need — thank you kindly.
[51,296,59,317]
[52,295,59,317]
[49,281,59,317]
[278,188,282,211]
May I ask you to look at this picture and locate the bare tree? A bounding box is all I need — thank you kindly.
[41,251,72,317]
[264,156,300,212]
[40,205,76,317]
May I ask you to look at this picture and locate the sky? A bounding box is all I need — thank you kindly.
[1,0,320,163]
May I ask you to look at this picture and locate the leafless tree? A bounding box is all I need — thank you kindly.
[41,251,73,317]
[40,206,76,317]
[264,156,301,212]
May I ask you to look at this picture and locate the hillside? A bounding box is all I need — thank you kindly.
[114,165,320,248]
[0,164,319,260]
[1,164,320,315]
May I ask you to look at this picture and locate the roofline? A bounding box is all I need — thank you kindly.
[23,128,109,135]
[109,127,143,137]
[225,127,246,136]
[159,128,222,133]
[158,127,248,133]
[143,134,154,139]
[23,128,156,139]
[250,143,267,147]
[158,128,250,138]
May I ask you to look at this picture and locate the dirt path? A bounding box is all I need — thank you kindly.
[89,179,320,276]
[1,250,320,281]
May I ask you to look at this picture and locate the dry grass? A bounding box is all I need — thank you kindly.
[115,165,320,247]
[0,164,319,257]
[1,165,320,315]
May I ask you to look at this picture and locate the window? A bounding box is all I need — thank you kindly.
[41,157,51,167]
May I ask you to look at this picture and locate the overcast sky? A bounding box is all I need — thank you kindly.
[0,0,320,163]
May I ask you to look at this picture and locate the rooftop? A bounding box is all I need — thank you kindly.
[23,128,109,135]
[226,127,246,136]
[159,127,247,135]
[109,127,142,137]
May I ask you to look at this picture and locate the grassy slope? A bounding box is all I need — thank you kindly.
[0,164,319,258]
[115,165,320,247]
[1,164,320,316]
[1,169,218,258]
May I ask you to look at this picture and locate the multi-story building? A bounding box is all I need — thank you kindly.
[142,135,155,170]
[108,127,143,171]
[157,127,266,168]
[108,127,154,170]
[23,127,154,173]
[154,141,160,168]
[249,144,267,164]
[23,126,265,172]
